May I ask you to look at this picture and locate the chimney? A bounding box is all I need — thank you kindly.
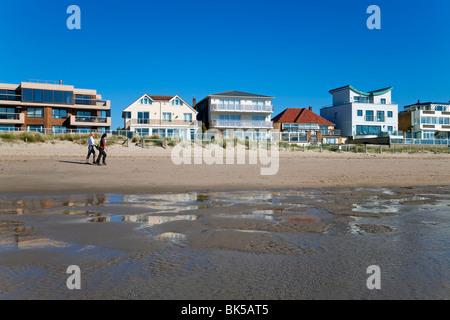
[308,106,313,111]
[418,100,420,104]
[193,98,196,108]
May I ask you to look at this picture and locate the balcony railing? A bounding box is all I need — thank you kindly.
[211,120,273,129]
[70,115,111,127]
[128,119,197,126]
[74,98,109,107]
[211,104,273,113]
[0,112,25,124]
[0,93,21,101]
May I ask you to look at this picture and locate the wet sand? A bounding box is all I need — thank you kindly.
[0,142,449,300]
[0,187,449,300]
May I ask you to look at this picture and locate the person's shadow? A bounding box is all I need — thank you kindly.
[59,160,92,165]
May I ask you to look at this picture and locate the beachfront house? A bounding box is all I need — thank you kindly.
[398,101,450,140]
[320,85,399,138]
[122,94,199,140]
[0,80,111,133]
[195,91,274,140]
[272,107,343,144]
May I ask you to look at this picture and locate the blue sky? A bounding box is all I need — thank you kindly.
[0,0,449,129]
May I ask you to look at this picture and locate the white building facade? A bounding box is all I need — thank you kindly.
[195,91,274,140]
[122,94,199,140]
[400,102,450,140]
[320,85,399,138]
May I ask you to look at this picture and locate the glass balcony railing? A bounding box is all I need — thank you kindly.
[211,104,273,112]
[0,113,21,120]
[212,120,273,129]
[74,116,108,123]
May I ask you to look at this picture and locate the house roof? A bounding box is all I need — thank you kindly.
[272,108,335,126]
[147,95,175,101]
[329,85,393,96]
[209,91,274,99]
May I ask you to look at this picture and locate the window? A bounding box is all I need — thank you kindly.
[377,111,385,122]
[334,112,338,119]
[32,90,43,102]
[0,90,18,101]
[439,117,450,125]
[0,107,17,119]
[23,89,73,104]
[436,106,444,111]
[135,128,150,136]
[388,126,393,132]
[137,112,150,124]
[357,110,363,117]
[27,108,43,118]
[0,125,15,132]
[219,114,241,121]
[356,125,382,135]
[75,95,91,105]
[171,98,183,106]
[77,111,92,117]
[252,115,265,121]
[27,125,44,133]
[387,111,393,118]
[381,99,386,104]
[52,109,67,119]
[365,110,374,122]
[52,126,67,133]
[422,131,436,139]
[354,96,368,103]
[140,97,152,105]
[184,113,192,122]
[421,117,437,124]
[124,112,131,119]
[163,112,172,122]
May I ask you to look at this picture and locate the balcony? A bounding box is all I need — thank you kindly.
[0,112,25,124]
[70,115,111,127]
[126,119,198,128]
[211,104,273,113]
[211,120,273,129]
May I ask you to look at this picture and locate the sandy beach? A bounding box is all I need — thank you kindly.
[0,141,449,300]
[0,141,450,194]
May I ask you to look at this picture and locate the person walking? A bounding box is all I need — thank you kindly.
[96,133,108,165]
[86,131,96,164]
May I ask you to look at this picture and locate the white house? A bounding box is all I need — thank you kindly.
[320,85,399,138]
[195,91,274,140]
[122,94,199,140]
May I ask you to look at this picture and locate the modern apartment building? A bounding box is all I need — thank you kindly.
[398,101,450,139]
[0,80,111,133]
[122,94,199,140]
[320,85,399,138]
[195,91,274,140]
[272,107,343,144]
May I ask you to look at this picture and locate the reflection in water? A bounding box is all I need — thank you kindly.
[0,187,448,250]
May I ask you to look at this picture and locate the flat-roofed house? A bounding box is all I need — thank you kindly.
[195,91,274,140]
[0,80,111,133]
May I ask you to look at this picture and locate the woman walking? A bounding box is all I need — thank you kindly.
[86,131,96,164]
[96,133,108,165]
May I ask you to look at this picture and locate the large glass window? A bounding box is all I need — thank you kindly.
[377,111,385,122]
[0,107,17,119]
[137,112,149,124]
[27,125,44,133]
[365,110,374,122]
[184,113,192,122]
[439,117,450,125]
[52,126,67,133]
[22,88,73,104]
[163,112,172,122]
[354,96,369,103]
[52,109,67,119]
[0,90,19,101]
[356,125,382,135]
[0,125,15,132]
[421,117,437,124]
[27,108,43,118]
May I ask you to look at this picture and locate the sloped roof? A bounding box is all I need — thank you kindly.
[272,108,335,126]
